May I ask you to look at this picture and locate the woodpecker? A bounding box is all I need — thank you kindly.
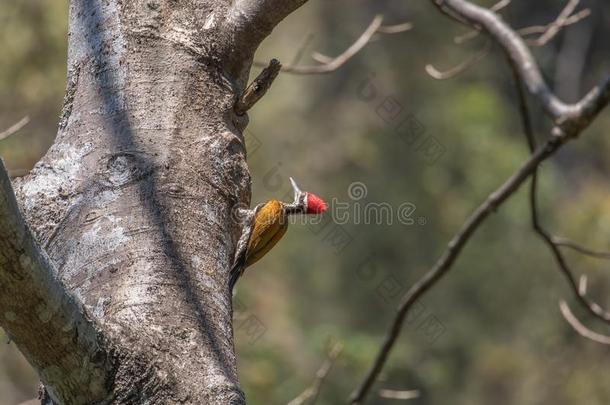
[229,177,327,291]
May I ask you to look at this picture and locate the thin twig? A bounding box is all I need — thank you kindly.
[519,9,590,41]
[378,389,420,401]
[454,29,481,45]
[266,16,411,75]
[491,0,511,12]
[280,15,383,74]
[287,342,343,405]
[552,237,610,260]
[0,116,30,141]
[235,59,282,115]
[290,32,315,65]
[425,40,491,80]
[533,0,583,46]
[453,0,509,45]
[560,300,610,345]
[455,1,589,47]
[377,22,414,34]
[579,274,587,296]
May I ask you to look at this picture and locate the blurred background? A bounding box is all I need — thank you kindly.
[2,0,610,404]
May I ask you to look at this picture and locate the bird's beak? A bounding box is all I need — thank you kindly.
[289,177,303,204]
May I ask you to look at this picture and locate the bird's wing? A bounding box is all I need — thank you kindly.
[244,214,287,267]
[229,203,263,291]
[242,200,285,264]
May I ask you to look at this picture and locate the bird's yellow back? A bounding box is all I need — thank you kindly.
[244,199,288,267]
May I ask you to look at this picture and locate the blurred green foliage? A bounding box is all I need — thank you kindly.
[2,0,610,404]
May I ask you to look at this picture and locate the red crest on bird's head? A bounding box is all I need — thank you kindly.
[305,192,327,214]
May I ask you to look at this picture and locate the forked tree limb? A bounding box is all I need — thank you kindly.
[455,0,590,47]
[0,160,111,403]
[432,0,610,129]
[510,61,610,324]
[4,0,310,401]
[350,1,610,403]
[432,0,590,81]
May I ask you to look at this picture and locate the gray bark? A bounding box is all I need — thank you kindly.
[1,0,307,403]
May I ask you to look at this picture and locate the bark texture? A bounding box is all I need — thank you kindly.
[1,0,305,403]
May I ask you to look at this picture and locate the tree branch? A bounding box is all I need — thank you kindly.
[228,0,309,43]
[378,389,420,401]
[432,0,610,130]
[0,117,29,141]
[560,275,610,345]
[560,300,610,345]
[552,237,610,260]
[448,0,590,82]
[350,1,610,403]
[287,341,342,405]
[268,16,411,75]
[0,160,111,403]
[425,40,491,80]
[529,0,587,46]
[350,132,566,404]
[510,61,610,325]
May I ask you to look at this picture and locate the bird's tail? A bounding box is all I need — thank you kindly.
[229,261,243,292]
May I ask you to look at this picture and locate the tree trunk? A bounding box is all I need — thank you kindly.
[1,0,305,403]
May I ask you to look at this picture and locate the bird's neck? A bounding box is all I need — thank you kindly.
[283,202,304,215]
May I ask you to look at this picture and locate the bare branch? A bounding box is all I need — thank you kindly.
[560,300,610,345]
[425,40,491,80]
[491,0,511,12]
[531,0,585,46]
[350,1,610,403]
[509,61,610,325]
[431,0,610,130]
[377,22,414,34]
[552,237,610,260]
[350,131,569,404]
[287,341,343,405]
[579,274,588,296]
[279,15,383,74]
[290,33,316,65]
[274,16,411,75]
[541,233,610,321]
[453,0,510,44]
[235,59,282,115]
[455,7,589,46]
[379,389,420,401]
[0,116,30,141]
[454,29,481,45]
[519,9,590,42]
